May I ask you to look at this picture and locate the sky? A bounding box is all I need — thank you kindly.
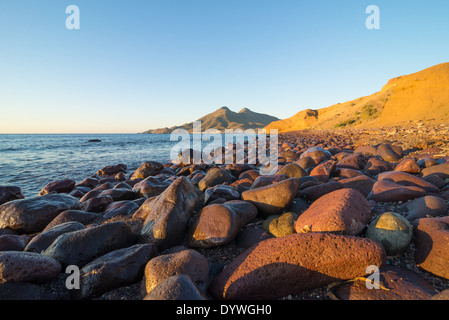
[0,0,448,133]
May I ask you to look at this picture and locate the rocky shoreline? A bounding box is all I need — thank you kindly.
[1,125,449,300]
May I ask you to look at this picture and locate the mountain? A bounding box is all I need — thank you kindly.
[265,62,449,132]
[142,107,279,134]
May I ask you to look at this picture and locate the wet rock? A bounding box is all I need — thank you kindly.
[143,275,207,300]
[42,221,136,268]
[139,177,199,250]
[0,194,80,234]
[242,178,300,216]
[130,161,164,180]
[0,251,61,284]
[0,186,24,206]
[74,244,157,299]
[142,249,209,296]
[38,179,76,196]
[294,188,371,235]
[414,216,449,279]
[79,190,102,202]
[365,212,413,256]
[209,233,386,300]
[76,178,100,189]
[25,221,86,253]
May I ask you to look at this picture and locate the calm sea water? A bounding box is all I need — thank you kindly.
[0,134,177,197]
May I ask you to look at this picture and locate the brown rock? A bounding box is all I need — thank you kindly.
[139,177,199,250]
[187,204,241,248]
[336,154,367,170]
[250,174,289,189]
[338,175,375,197]
[209,233,386,300]
[0,251,61,284]
[43,210,100,232]
[297,181,344,201]
[242,178,300,216]
[330,266,438,300]
[275,163,306,179]
[310,160,336,182]
[97,164,127,177]
[294,189,372,235]
[414,216,449,279]
[38,179,76,196]
[0,186,24,206]
[394,158,421,174]
[421,162,449,180]
[364,157,394,176]
[130,161,164,180]
[143,275,207,300]
[368,180,427,202]
[377,171,439,193]
[0,235,27,251]
[142,249,209,295]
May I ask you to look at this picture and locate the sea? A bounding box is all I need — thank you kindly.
[0,134,178,197]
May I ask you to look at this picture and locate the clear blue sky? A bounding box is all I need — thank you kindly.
[0,0,448,133]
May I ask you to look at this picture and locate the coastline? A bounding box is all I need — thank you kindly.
[0,125,449,301]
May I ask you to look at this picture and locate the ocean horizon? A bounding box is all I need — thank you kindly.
[0,133,177,197]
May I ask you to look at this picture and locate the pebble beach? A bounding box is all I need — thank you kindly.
[1,124,449,301]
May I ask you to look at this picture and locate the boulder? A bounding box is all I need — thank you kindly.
[365,212,413,256]
[338,175,375,197]
[297,181,344,202]
[0,235,27,251]
[142,249,209,295]
[0,186,24,206]
[187,204,241,248]
[42,221,136,267]
[74,244,157,299]
[421,162,449,180]
[294,188,372,235]
[97,164,127,177]
[394,158,421,174]
[241,178,300,216]
[414,216,449,279]
[264,212,298,238]
[402,196,448,221]
[143,275,207,300]
[275,163,306,179]
[139,177,199,250]
[377,171,439,193]
[198,167,234,192]
[38,179,76,196]
[330,266,438,300]
[43,210,100,232]
[0,194,80,234]
[103,200,140,219]
[368,180,427,202]
[309,160,336,182]
[364,158,394,176]
[25,221,86,253]
[0,251,61,284]
[130,161,164,180]
[209,233,386,300]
